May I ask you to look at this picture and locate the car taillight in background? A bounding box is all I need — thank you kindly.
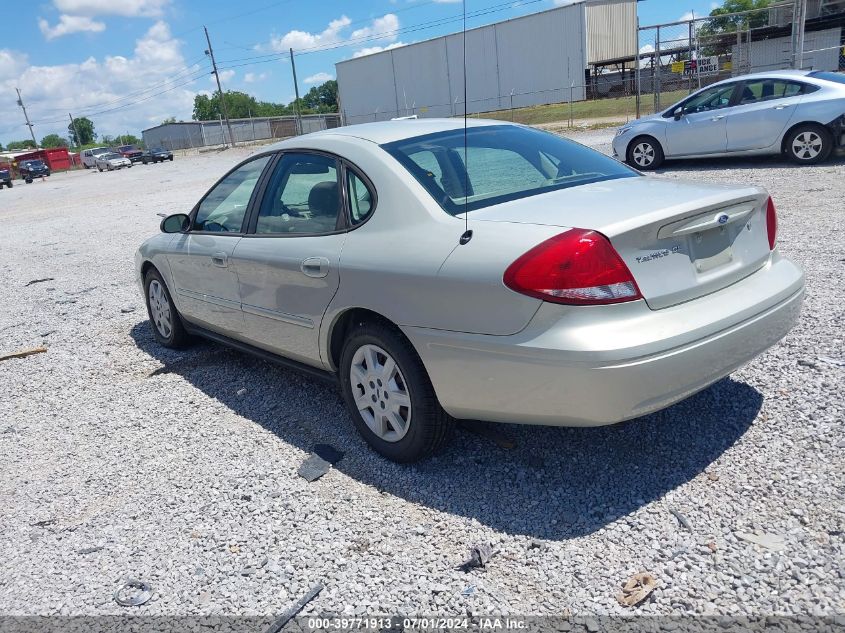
[766,196,777,250]
[503,229,642,305]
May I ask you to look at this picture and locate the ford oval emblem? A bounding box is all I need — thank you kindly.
[717,214,729,225]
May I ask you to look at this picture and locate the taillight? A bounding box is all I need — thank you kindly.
[766,196,777,250]
[503,229,642,305]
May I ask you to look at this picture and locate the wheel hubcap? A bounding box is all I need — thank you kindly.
[792,132,822,160]
[349,344,411,442]
[148,280,172,339]
[632,142,655,166]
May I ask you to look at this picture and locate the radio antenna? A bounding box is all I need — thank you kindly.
[459,0,472,246]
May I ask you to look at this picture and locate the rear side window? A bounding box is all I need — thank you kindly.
[382,125,636,215]
[347,170,374,226]
[738,79,812,103]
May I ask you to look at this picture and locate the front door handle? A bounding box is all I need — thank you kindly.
[301,256,330,278]
[772,104,789,110]
[211,252,228,268]
[711,115,725,121]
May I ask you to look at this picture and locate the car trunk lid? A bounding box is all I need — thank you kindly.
[466,176,773,309]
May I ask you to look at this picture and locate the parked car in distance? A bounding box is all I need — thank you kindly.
[613,70,845,169]
[19,159,50,182]
[141,147,173,164]
[96,152,132,171]
[118,144,144,163]
[137,119,804,462]
[0,165,12,189]
[81,147,112,169]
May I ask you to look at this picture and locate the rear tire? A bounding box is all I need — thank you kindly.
[626,135,664,170]
[143,268,190,349]
[339,322,453,462]
[785,124,832,165]
[98,166,103,172]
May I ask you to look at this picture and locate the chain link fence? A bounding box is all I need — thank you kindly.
[142,114,342,152]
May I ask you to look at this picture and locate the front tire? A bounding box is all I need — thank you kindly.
[339,323,453,462]
[785,124,832,165]
[143,268,190,349]
[626,136,664,170]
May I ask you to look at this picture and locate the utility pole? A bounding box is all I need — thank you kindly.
[290,48,303,136]
[68,113,81,149]
[16,88,37,146]
[791,0,807,69]
[204,26,235,147]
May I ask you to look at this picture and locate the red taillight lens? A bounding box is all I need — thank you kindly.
[766,196,777,250]
[503,229,642,305]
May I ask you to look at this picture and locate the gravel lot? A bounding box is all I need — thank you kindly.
[0,133,843,620]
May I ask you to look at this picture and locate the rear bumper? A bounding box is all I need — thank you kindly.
[404,253,803,426]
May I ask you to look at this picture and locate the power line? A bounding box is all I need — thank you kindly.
[215,0,544,70]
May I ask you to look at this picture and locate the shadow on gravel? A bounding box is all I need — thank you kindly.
[130,321,762,540]
[653,153,845,173]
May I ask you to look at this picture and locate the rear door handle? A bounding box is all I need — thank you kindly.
[301,256,330,278]
[211,252,228,268]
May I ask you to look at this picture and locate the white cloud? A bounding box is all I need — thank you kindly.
[216,69,235,83]
[352,42,406,58]
[38,15,106,40]
[268,13,399,53]
[303,72,333,85]
[244,72,268,83]
[52,0,170,17]
[1,21,200,145]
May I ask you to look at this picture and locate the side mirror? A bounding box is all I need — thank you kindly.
[673,107,684,121]
[160,213,190,233]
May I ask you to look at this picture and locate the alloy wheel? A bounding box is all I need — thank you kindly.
[791,131,822,160]
[349,344,412,442]
[148,279,173,339]
[632,142,655,167]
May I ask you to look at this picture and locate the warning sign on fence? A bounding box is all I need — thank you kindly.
[675,56,720,76]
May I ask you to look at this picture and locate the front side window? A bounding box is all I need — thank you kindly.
[255,153,340,234]
[681,84,736,113]
[194,155,271,232]
[382,125,636,215]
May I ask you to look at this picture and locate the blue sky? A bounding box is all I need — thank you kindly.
[0,0,717,146]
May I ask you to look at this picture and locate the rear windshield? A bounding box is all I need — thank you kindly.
[382,125,636,215]
[809,71,845,85]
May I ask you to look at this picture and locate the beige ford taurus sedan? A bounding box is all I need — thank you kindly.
[136,119,804,462]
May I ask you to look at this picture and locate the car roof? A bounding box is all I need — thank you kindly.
[267,118,511,149]
[709,69,815,88]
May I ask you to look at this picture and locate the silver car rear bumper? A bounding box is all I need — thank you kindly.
[404,253,804,426]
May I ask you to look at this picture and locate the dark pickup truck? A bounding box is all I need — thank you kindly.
[118,145,144,163]
[0,165,12,189]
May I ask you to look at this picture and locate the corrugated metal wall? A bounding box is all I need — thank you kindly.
[336,3,589,124]
[586,0,637,64]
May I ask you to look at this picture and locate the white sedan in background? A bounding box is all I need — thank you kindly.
[613,70,845,169]
[95,152,132,172]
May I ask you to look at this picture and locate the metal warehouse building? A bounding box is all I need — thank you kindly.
[335,0,637,124]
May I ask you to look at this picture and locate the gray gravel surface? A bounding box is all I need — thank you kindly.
[0,136,843,618]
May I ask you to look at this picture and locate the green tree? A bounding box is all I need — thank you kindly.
[193,90,261,120]
[41,134,69,148]
[302,80,338,113]
[115,134,142,146]
[161,116,177,125]
[6,139,37,150]
[68,117,96,145]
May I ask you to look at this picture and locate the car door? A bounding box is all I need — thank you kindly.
[231,152,362,367]
[724,79,806,152]
[166,154,273,337]
[664,82,738,156]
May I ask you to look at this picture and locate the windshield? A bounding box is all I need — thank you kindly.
[23,160,45,167]
[808,71,845,85]
[103,153,121,159]
[382,125,637,215]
